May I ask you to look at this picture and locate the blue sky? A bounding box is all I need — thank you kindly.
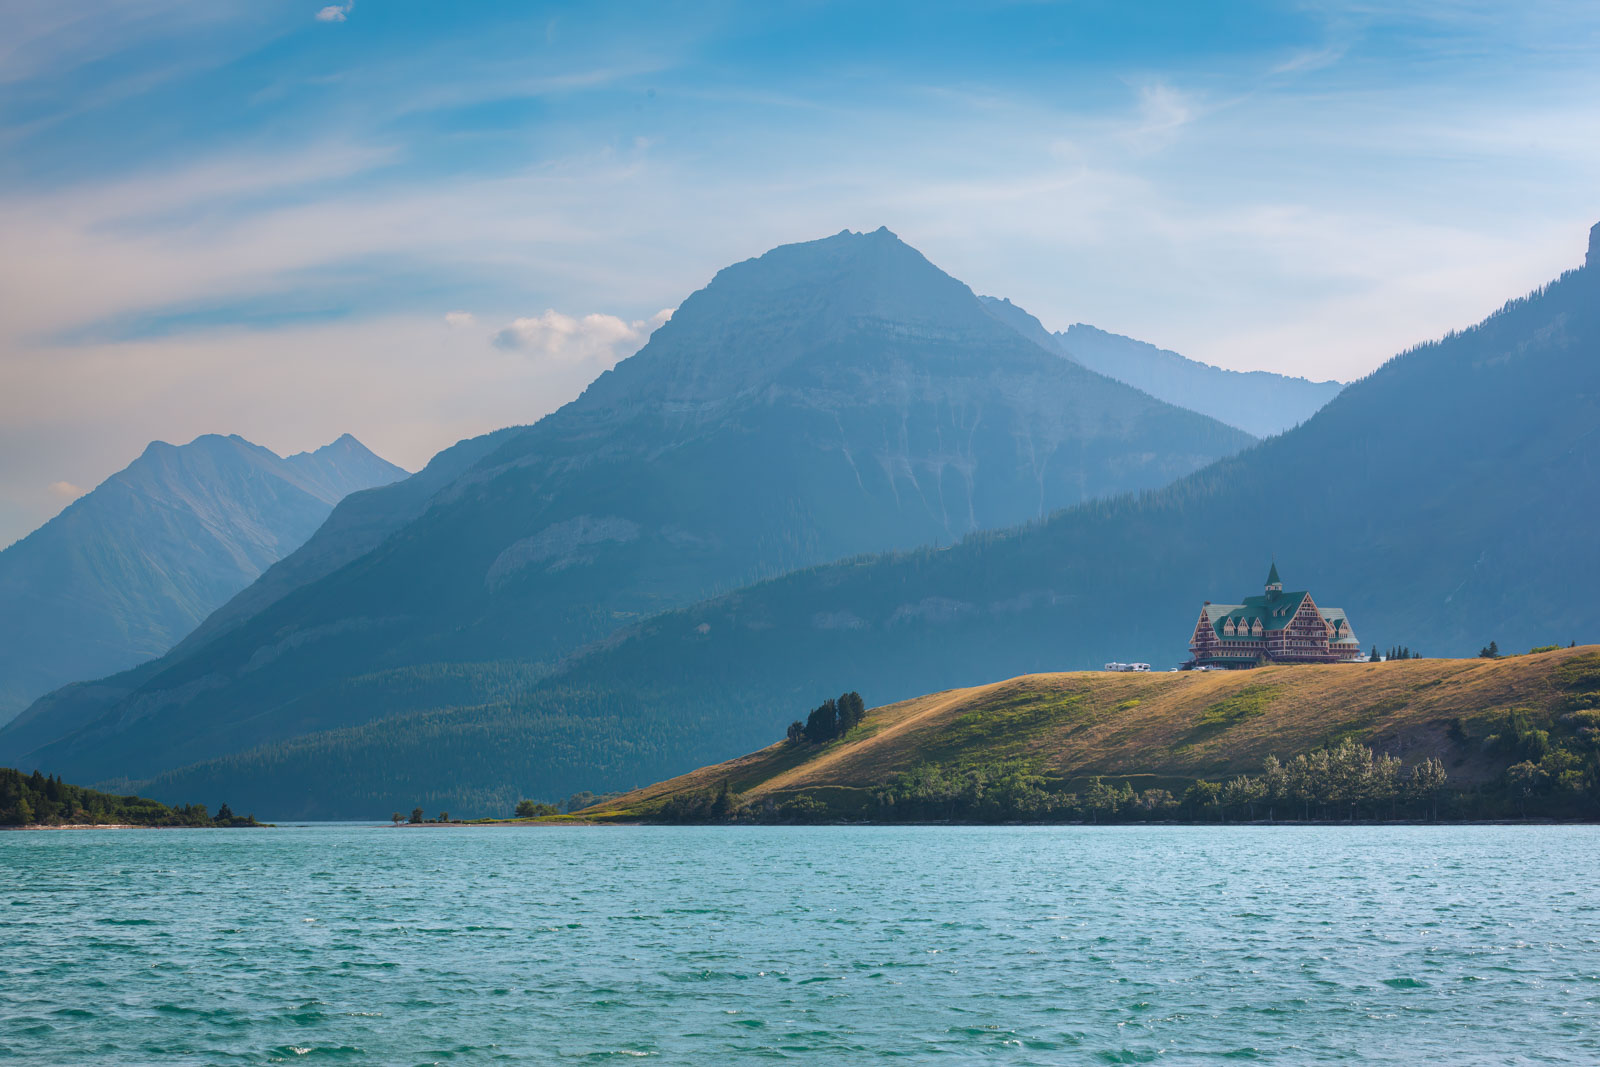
[2,0,1598,545]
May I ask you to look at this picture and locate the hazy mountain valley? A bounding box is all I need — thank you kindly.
[7,223,1595,817]
[0,229,1258,792]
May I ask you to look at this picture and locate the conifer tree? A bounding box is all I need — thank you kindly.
[804,698,840,742]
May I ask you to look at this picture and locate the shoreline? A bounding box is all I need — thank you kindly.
[11,819,1596,831]
[1,823,271,831]
[1,823,146,831]
[387,816,1594,829]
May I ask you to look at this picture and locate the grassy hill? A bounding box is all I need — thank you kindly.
[584,647,1600,822]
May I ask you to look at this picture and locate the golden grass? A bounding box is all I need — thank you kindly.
[588,647,1600,815]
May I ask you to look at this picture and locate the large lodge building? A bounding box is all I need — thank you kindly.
[1189,564,1363,669]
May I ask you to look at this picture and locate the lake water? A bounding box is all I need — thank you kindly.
[3,824,1598,1065]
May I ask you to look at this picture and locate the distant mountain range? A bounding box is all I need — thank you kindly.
[0,434,405,724]
[0,227,1257,791]
[75,220,1599,819]
[981,297,1342,437]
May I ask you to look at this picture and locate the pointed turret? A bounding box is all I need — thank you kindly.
[1265,561,1283,595]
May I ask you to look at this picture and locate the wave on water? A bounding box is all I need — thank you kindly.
[5,824,1600,1065]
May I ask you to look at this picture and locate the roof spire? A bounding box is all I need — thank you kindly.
[1265,560,1283,594]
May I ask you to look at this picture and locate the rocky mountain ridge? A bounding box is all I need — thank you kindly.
[0,434,406,723]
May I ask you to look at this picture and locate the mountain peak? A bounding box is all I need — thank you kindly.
[826,225,898,241]
[300,432,376,459]
[134,434,253,465]
[681,227,982,337]
[0,430,407,722]
[570,228,1009,411]
[1588,220,1599,269]
[283,435,407,497]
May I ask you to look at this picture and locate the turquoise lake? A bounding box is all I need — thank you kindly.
[3,824,1598,1064]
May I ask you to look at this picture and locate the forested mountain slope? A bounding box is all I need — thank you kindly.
[0,434,405,723]
[118,222,1600,818]
[4,228,1251,785]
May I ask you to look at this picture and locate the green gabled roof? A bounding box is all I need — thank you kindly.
[1319,606,1356,642]
[1216,591,1311,634]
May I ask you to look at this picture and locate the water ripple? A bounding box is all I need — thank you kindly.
[4,825,1600,1063]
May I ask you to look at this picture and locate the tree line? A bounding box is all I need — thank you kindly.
[1479,640,1577,659]
[388,790,618,823]
[0,768,259,827]
[658,728,1600,825]
[868,740,1451,823]
[786,692,867,744]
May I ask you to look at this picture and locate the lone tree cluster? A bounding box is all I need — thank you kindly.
[787,692,867,744]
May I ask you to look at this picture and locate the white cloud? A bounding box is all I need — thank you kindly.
[315,4,351,23]
[48,480,85,500]
[493,308,673,368]
[443,311,476,328]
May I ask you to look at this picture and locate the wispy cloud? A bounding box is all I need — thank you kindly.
[48,481,86,500]
[315,4,352,23]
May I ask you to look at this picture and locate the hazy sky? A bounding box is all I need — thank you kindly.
[3,1,1599,546]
